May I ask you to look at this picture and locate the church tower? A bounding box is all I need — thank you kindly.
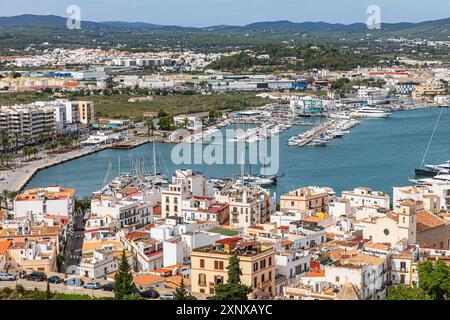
[397,200,417,244]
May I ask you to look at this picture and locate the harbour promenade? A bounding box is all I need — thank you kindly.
[0,137,149,193]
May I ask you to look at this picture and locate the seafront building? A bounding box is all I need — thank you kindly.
[0,104,56,142]
[0,99,95,143]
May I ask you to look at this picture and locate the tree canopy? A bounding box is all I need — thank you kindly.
[213,254,253,300]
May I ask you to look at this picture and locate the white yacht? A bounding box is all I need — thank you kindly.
[350,107,391,118]
[424,160,450,173]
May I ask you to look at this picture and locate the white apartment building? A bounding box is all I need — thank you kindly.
[215,185,276,228]
[79,250,119,279]
[342,187,390,209]
[0,104,56,143]
[90,195,155,228]
[161,170,214,218]
[275,249,311,281]
[14,185,75,218]
[324,254,388,300]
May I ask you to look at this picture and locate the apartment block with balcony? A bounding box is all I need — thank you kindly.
[216,185,275,229]
[191,237,276,299]
[280,186,335,216]
[0,104,56,144]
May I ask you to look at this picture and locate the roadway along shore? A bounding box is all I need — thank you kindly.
[0,137,149,193]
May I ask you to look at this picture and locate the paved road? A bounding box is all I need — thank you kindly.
[0,145,108,192]
[0,279,114,298]
[63,210,86,274]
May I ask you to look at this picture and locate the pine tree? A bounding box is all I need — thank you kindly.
[174,277,194,300]
[213,254,252,300]
[114,250,136,299]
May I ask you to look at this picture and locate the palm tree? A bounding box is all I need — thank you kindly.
[0,153,8,167]
[22,146,30,160]
[13,132,21,154]
[0,129,9,153]
[1,189,10,210]
[30,146,38,159]
[144,119,155,137]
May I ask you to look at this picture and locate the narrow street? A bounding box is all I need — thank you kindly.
[63,209,86,274]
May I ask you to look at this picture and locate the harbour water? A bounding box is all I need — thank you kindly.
[25,108,450,199]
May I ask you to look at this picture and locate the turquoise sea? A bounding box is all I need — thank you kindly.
[25,108,450,199]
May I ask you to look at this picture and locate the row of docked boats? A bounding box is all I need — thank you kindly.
[287,119,359,147]
[228,121,292,143]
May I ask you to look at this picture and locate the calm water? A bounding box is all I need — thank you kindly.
[25,108,450,199]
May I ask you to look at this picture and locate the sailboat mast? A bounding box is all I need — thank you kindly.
[420,107,444,168]
[153,141,157,176]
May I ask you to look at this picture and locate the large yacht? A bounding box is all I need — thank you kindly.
[350,107,391,118]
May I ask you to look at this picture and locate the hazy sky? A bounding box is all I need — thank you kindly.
[2,0,450,27]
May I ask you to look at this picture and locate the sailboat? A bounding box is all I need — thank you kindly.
[415,107,447,177]
[147,141,169,185]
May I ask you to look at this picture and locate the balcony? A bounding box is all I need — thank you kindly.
[257,279,271,289]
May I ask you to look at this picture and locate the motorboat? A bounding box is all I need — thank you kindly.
[350,107,391,118]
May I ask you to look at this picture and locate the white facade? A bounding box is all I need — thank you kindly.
[342,187,390,209]
[14,186,75,218]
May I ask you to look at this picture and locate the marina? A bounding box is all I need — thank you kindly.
[23,108,450,199]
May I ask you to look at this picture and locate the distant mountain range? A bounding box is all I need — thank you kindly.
[1,14,450,33]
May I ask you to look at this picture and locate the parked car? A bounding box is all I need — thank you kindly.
[83,282,102,290]
[160,292,175,300]
[100,282,115,292]
[47,276,63,284]
[140,289,160,299]
[64,277,84,287]
[0,273,16,281]
[25,271,47,282]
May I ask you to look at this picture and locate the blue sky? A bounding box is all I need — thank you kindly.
[2,0,450,27]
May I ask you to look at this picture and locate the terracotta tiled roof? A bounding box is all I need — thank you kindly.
[133,274,164,286]
[0,240,12,255]
[416,210,446,232]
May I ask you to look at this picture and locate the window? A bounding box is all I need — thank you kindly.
[254,277,257,287]
[260,259,266,269]
[269,271,272,280]
[214,276,224,285]
[198,274,206,287]
[335,276,340,282]
[400,274,406,284]
[268,257,272,266]
[291,201,295,207]
[253,262,258,272]
[400,262,406,270]
[383,229,389,235]
[200,259,205,268]
[214,261,224,270]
